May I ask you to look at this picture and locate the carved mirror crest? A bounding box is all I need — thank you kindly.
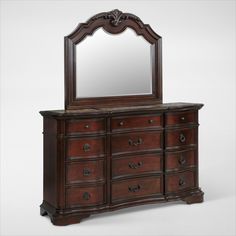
[64,9,162,109]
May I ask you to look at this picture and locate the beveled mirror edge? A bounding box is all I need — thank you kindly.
[64,9,162,110]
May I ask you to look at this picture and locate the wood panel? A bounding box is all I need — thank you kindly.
[112,131,163,155]
[112,154,162,179]
[112,176,162,202]
[66,185,104,207]
[66,160,104,184]
[166,111,196,126]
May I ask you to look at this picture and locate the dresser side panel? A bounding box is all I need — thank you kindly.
[43,117,59,208]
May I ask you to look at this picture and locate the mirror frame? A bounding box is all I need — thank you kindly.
[64,9,162,109]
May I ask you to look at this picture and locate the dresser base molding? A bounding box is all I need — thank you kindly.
[40,188,203,226]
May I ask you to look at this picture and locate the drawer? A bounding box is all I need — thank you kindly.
[66,160,104,184]
[66,118,105,134]
[165,150,195,171]
[112,154,162,179]
[66,137,105,160]
[166,171,195,193]
[165,111,197,126]
[112,131,162,155]
[112,176,162,203]
[112,114,162,131]
[165,127,196,149]
[66,185,105,207]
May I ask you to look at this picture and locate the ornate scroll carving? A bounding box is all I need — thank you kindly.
[92,9,141,26]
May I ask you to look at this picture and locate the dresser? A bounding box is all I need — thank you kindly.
[40,10,204,225]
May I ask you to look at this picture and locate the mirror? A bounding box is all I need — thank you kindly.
[75,28,152,98]
[64,9,162,109]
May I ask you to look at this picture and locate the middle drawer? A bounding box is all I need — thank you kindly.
[112,131,163,156]
[112,154,162,179]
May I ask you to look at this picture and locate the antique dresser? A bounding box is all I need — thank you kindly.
[40,9,204,225]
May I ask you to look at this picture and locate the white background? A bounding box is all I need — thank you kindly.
[0,1,235,235]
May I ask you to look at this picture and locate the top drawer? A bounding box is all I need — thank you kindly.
[165,111,197,127]
[112,114,162,131]
[66,118,105,134]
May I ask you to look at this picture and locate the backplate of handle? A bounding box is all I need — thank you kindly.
[128,138,143,146]
[129,161,143,169]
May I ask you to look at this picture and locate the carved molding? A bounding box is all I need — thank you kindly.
[91,9,141,26]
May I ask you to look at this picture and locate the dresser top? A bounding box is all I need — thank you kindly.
[40,102,203,118]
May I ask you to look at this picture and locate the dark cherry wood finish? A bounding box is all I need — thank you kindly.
[40,9,204,226]
[65,9,162,109]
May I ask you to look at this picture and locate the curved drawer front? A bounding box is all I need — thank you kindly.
[165,111,196,126]
[66,118,105,134]
[66,185,105,207]
[112,154,162,179]
[165,127,196,149]
[165,150,195,171]
[112,114,162,131]
[112,131,163,155]
[112,176,162,203]
[66,137,105,160]
[166,170,195,193]
[66,160,104,184]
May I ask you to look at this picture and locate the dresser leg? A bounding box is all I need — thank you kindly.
[182,189,204,204]
[50,214,90,226]
[40,207,48,216]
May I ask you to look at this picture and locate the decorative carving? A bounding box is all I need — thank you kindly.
[92,9,141,26]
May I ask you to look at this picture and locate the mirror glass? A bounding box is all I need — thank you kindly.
[76,28,152,98]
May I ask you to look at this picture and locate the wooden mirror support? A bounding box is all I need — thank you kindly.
[65,9,162,109]
[40,9,204,226]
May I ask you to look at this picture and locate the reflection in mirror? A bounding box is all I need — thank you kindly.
[76,28,152,98]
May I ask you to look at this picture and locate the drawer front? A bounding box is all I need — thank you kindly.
[165,127,196,149]
[112,176,162,203]
[66,160,104,184]
[112,114,162,131]
[112,131,162,155]
[165,150,195,171]
[166,171,195,193]
[112,154,162,179]
[66,118,105,134]
[66,185,104,207]
[165,111,196,126]
[66,137,105,160]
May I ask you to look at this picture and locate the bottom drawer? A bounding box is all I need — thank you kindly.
[112,176,162,203]
[166,170,195,193]
[66,185,105,207]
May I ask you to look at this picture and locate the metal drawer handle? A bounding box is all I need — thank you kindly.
[84,124,89,129]
[148,119,154,124]
[83,143,91,152]
[83,168,91,176]
[178,155,186,165]
[119,121,124,126]
[179,133,186,143]
[128,184,141,193]
[179,178,186,186]
[129,161,143,169]
[180,116,185,121]
[82,192,91,200]
[128,138,143,146]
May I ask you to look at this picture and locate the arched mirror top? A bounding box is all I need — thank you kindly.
[65,9,162,109]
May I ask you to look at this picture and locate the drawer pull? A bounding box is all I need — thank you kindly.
[179,133,186,143]
[82,192,91,200]
[83,168,91,176]
[180,116,185,121]
[148,119,154,124]
[178,155,186,165]
[128,184,141,193]
[179,178,186,186]
[129,161,143,169]
[119,121,124,126]
[128,138,143,146]
[83,143,91,152]
[84,124,89,129]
